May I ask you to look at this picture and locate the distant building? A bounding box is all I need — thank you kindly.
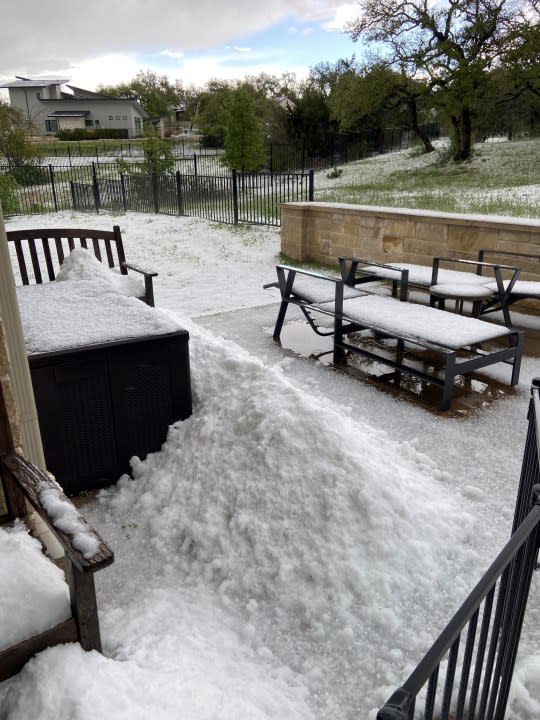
[0,76,149,138]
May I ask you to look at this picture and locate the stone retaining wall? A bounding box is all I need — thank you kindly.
[280,202,540,278]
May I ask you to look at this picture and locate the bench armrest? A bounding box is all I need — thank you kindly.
[433,255,520,277]
[338,256,410,301]
[1,451,113,574]
[478,248,540,264]
[121,261,158,307]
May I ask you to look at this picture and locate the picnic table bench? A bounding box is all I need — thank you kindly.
[6,225,157,306]
[339,255,521,327]
[267,263,524,410]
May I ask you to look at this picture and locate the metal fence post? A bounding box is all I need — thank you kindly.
[193,153,198,178]
[120,172,127,212]
[232,169,239,225]
[175,171,184,215]
[48,165,59,212]
[152,172,160,214]
[91,162,100,214]
[308,169,314,201]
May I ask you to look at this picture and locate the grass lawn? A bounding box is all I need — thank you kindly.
[315,137,540,218]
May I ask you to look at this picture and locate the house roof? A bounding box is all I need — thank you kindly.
[0,76,70,88]
[47,110,90,117]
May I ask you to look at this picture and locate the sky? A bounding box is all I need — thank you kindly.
[0,1,361,96]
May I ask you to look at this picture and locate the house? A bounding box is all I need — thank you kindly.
[0,76,149,138]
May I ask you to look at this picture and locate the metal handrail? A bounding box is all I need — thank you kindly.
[377,381,540,720]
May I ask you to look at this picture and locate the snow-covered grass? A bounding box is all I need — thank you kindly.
[1,140,540,720]
[316,138,540,218]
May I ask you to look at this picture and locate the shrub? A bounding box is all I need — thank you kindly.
[56,128,129,141]
[0,174,19,214]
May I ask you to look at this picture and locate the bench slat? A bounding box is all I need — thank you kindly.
[14,239,29,285]
[54,236,65,265]
[6,225,155,306]
[42,237,56,281]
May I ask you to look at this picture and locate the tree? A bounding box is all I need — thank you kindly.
[98,70,182,117]
[286,88,335,156]
[347,1,540,161]
[221,87,267,171]
[0,101,44,184]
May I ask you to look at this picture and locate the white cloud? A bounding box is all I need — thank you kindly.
[321,3,361,31]
[161,50,185,59]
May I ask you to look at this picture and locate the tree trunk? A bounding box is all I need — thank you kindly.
[407,98,435,153]
[451,106,472,161]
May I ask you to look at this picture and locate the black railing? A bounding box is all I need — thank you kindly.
[70,168,314,226]
[377,381,540,720]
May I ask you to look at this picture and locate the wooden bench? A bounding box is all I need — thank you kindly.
[267,264,524,410]
[6,225,157,306]
[0,450,114,681]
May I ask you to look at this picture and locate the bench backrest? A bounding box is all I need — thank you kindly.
[6,225,127,286]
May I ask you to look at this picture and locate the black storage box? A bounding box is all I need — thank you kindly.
[29,330,192,496]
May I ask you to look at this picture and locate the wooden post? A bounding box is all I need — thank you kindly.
[65,558,102,652]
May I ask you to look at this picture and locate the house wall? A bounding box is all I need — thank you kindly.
[280,202,540,278]
[7,86,44,130]
[41,101,144,137]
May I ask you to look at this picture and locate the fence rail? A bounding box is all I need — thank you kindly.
[377,379,540,720]
[69,167,314,226]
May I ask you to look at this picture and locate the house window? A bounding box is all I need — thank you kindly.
[134,117,142,133]
[122,115,127,120]
[45,119,58,132]
[85,119,94,127]
[109,115,113,120]
[116,115,120,120]
[95,120,100,126]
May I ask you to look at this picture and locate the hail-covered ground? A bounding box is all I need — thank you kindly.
[1,143,540,720]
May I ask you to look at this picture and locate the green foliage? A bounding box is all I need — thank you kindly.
[98,70,183,118]
[286,89,334,156]
[0,100,44,183]
[346,0,540,161]
[56,128,129,140]
[0,174,19,214]
[221,87,267,171]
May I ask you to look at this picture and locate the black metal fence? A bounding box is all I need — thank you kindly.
[69,166,314,226]
[377,380,540,720]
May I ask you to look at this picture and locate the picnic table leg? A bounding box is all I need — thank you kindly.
[441,354,457,410]
[273,300,289,341]
[333,316,346,364]
[511,333,524,386]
